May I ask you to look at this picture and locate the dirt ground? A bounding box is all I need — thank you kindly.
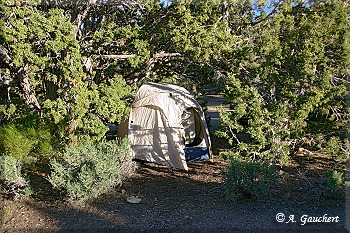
[1,135,349,233]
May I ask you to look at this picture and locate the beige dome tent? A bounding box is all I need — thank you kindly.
[118,82,213,170]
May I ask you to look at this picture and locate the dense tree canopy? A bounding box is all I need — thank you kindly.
[218,0,350,163]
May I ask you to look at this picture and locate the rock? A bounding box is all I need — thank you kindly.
[126,196,141,204]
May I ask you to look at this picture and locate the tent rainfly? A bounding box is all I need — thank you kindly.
[118,82,213,170]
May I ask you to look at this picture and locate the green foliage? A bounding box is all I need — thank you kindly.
[0,156,28,197]
[165,2,235,62]
[0,104,16,122]
[0,3,135,201]
[319,170,346,204]
[322,137,349,160]
[0,109,54,197]
[48,138,135,201]
[0,120,54,165]
[150,1,237,86]
[224,155,278,201]
[43,75,132,144]
[1,2,134,144]
[0,5,84,85]
[0,124,35,161]
[0,156,26,185]
[217,1,350,164]
[322,170,343,193]
[1,3,85,141]
[217,74,291,165]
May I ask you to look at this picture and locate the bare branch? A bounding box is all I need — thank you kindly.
[153,51,181,58]
[98,52,181,60]
[99,54,136,59]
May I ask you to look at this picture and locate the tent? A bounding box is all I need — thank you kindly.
[118,82,213,170]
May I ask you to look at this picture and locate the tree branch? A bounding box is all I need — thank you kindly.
[153,51,181,58]
[98,54,136,59]
[98,52,181,60]
[0,45,13,68]
[19,64,41,109]
[129,51,181,84]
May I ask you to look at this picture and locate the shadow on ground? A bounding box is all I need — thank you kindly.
[3,152,347,233]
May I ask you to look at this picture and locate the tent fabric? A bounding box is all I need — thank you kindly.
[128,82,212,170]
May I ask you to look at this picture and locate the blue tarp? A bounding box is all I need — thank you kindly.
[185,147,209,162]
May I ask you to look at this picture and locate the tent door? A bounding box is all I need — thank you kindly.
[182,107,209,162]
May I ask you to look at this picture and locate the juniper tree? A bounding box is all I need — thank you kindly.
[217,0,350,163]
[0,1,132,145]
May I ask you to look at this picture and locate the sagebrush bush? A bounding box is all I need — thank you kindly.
[225,156,278,201]
[48,138,135,201]
[0,156,28,197]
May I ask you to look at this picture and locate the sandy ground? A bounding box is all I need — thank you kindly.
[1,145,349,233]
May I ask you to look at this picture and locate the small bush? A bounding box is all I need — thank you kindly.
[322,137,349,160]
[225,156,278,201]
[0,125,35,161]
[316,170,346,205]
[0,156,28,198]
[48,138,135,201]
[322,170,344,194]
[0,123,55,164]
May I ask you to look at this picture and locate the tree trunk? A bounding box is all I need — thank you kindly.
[19,64,41,109]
